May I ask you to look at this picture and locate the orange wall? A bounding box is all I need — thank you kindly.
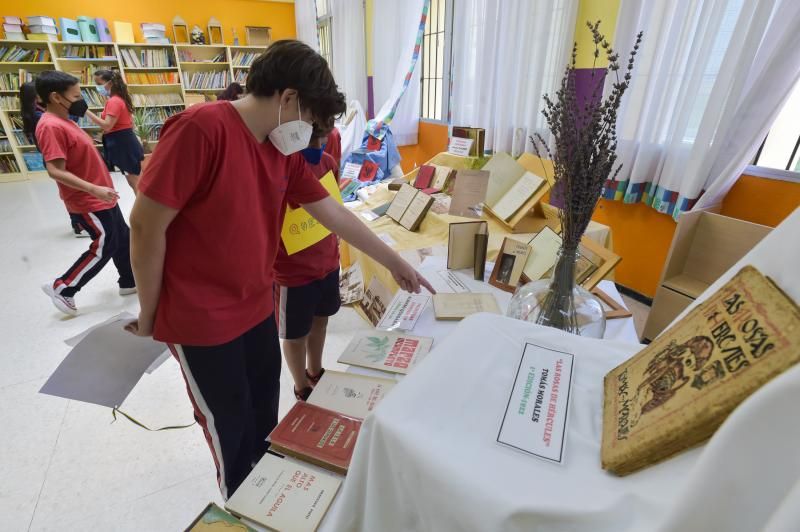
[12,0,295,44]
[401,122,800,297]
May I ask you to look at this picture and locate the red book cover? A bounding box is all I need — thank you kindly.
[366,134,382,151]
[268,402,362,475]
[358,160,379,182]
[414,165,436,190]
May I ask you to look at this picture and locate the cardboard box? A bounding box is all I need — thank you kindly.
[642,285,694,341]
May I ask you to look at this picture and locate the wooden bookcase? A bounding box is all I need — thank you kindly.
[0,39,268,181]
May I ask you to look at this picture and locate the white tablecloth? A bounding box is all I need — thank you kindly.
[318,208,800,532]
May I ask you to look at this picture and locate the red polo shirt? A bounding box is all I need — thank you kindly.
[138,101,330,346]
[274,151,340,287]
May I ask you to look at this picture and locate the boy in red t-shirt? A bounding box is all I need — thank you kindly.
[126,40,433,498]
[35,71,136,315]
[274,122,341,400]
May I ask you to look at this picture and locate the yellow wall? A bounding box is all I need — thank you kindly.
[574,0,620,68]
[12,0,295,44]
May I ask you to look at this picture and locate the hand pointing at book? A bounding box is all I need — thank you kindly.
[389,257,436,294]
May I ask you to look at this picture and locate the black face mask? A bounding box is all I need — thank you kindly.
[60,96,88,118]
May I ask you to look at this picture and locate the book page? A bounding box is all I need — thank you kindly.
[523,227,562,281]
[399,191,432,230]
[449,170,489,218]
[483,153,526,207]
[431,165,454,190]
[489,171,545,220]
[307,370,396,419]
[433,293,501,320]
[386,184,417,222]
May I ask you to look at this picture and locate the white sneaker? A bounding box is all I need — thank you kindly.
[73,227,90,238]
[41,283,78,316]
[119,286,138,296]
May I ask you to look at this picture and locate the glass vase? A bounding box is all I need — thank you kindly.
[507,247,606,338]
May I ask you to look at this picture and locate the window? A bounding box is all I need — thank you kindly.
[420,0,453,121]
[316,0,332,66]
[749,77,800,178]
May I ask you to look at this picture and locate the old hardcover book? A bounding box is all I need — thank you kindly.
[448,170,490,218]
[338,331,434,374]
[387,184,433,231]
[447,221,489,270]
[225,454,340,532]
[268,402,362,476]
[432,293,501,320]
[187,502,255,531]
[308,370,396,419]
[414,164,436,190]
[602,266,800,475]
[487,171,545,221]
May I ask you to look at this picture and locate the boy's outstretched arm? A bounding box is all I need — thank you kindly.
[303,196,436,295]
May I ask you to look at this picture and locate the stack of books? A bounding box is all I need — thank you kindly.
[0,138,12,152]
[80,87,107,108]
[66,64,106,85]
[0,96,18,110]
[0,45,51,63]
[3,17,25,41]
[148,106,182,122]
[26,16,58,41]
[125,72,179,85]
[182,70,230,90]
[0,154,20,173]
[119,48,173,68]
[0,72,25,91]
[178,50,226,63]
[61,45,116,59]
[131,92,184,106]
[141,23,169,45]
[233,70,248,84]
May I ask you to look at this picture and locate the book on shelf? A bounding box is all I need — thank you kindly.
[602,266,800,476]
[0,154,21,173]
[234,70,248,84]
[60,45,116,59]
[432,293,501,320]
[0,96,18,110]
[337,330,434,375]
[125,72,179,84]
[178,50,227,63]
[131,92,184,106]
[186,502,254,531]
[119,48,174,68]
[482,152,547,222]
[307,370,396,419]
[231,50,262,66]
[268,401,362,475]
[225,453,341,532]
[0,45,51,63]
[182,70,230,90]
[80,87,107,108]
[385,183,434,231]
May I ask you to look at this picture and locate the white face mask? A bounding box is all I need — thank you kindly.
[268,99,313,156]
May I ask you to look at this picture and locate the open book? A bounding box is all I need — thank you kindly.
[482,153,547,222]
[387,184,435,231]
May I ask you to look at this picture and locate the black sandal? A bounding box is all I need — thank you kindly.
[306,368,325,386]
[294,386,313,401]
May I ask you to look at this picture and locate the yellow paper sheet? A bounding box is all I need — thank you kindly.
[281,171,342,255]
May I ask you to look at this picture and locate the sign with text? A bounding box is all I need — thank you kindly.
[497,341,575,464]
[280,171,342,255]
[342,162,362,181]
[376,291,430,332]
[448,137,474,157]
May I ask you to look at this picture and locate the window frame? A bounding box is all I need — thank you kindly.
[419,0,454,125]
[316,0,333,67]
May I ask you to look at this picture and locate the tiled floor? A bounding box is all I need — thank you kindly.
[1,174,651,531]
[0,174,372,531]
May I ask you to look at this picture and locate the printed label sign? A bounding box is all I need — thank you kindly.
[448,137,474,157]
[497,341,575,464]
[280,171,342,255]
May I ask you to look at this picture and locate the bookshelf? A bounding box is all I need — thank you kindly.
[0,40,269,180]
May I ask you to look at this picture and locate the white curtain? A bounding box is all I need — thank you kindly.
[331,0,368,113]
[609,0,800,219]
[449,0,578,155]
[339,99,368,163]
[370,0,427,146]
[295,0,319,52]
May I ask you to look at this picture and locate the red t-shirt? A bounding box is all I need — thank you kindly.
[274,152,340,287]
[324,127,342,168]
[102,95,133,132]
[36,112,117,213]
[138,101,330,346]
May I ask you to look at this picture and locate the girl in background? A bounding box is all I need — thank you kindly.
[86,70,143,192]
[217,82,244,101]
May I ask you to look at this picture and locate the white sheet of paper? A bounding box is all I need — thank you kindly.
[376,291,431,332]
[497,340,575,464]
[377,233,397,247]
[448,137,474,157]
[41,314,168,407]
[360,210,380,221]
[342,162,362,180]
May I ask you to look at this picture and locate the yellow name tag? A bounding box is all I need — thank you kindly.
[280,171,343,255]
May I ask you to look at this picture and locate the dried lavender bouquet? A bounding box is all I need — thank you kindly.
[526,21,643,333]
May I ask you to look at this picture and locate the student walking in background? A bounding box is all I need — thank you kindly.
[20,81,88,238]
[217,82,244,101]
[35,71,136,316]
[274,119,341,401]
[85,70,143,192]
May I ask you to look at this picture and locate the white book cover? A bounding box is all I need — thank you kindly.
[307,370,396,418]
[338,331,434,375]
[226,453,341,532]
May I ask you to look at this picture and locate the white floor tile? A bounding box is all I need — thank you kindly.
[1,174,377,530]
